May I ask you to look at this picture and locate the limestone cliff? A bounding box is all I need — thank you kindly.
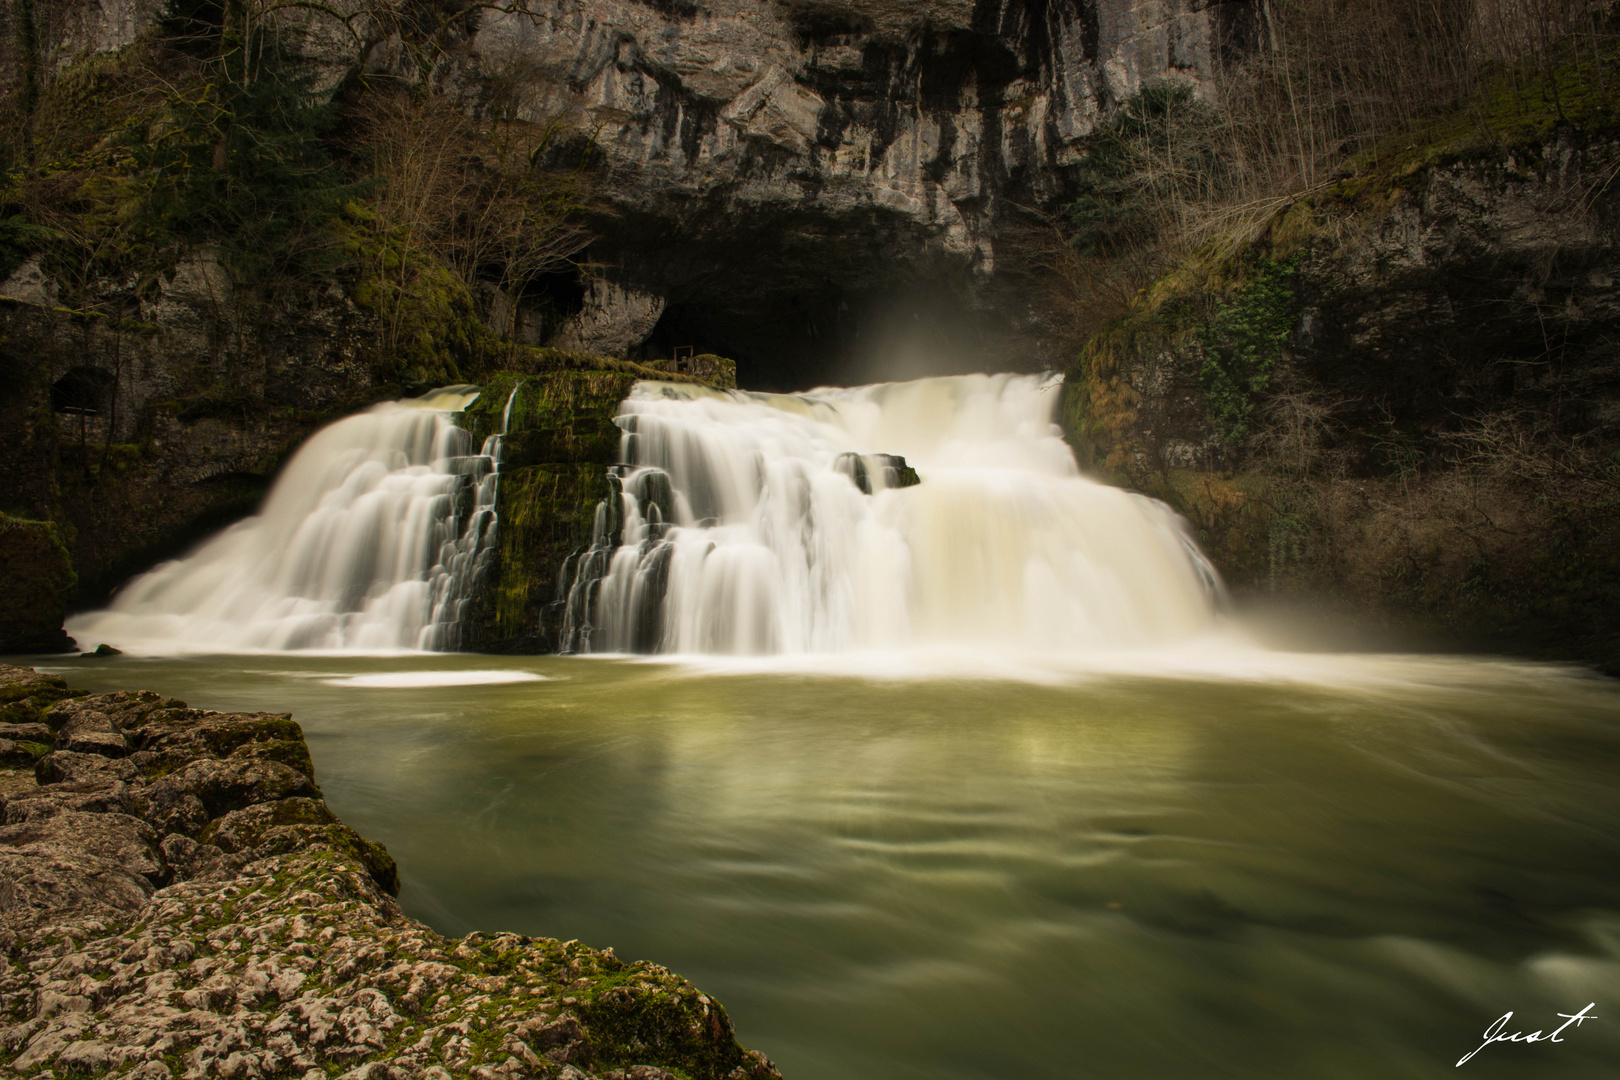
[445,0,1252,385]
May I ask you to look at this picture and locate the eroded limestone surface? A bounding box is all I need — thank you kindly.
[0,665,779,1080]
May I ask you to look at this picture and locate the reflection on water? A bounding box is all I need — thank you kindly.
[39,652,1620,1079]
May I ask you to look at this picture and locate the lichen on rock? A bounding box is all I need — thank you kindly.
[0,665,780,1080]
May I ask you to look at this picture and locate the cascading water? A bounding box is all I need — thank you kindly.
[67,386,511,653]
[561,373,1221,656]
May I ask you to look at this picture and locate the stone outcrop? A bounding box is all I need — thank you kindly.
[441,0,1253,380]
[0,291,384,607]
[0,516,75,654]
[549,281,668,359]
[462,369,645,653]
[0,665,779,1079]
[1060,129,1620,669]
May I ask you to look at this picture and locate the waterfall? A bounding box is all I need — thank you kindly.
[561,373,1221,656]
[67,386,509,653]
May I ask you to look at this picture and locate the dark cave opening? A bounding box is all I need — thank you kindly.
[51,366,116,415]
[632,286,1042,392]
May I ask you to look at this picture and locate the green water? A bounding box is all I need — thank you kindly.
[30,651,1620,1079]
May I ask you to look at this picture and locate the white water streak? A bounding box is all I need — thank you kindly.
[568,374,1221,656]
[68,387,504,654]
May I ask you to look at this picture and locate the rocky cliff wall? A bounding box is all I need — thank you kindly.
[5,0,1257,388]
[0,663,779,1079]
[439,0,1253,385]
[0,279,392,610]
[1062,126,1620,670]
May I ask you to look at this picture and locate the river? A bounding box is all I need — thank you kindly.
[35,649,1620,1079]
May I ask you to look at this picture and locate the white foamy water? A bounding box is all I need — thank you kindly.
[68,387,506,654]
[322,670,548,688]
[562,374,1221,657]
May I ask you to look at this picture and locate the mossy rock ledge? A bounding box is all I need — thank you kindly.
[0,665,780,1080]
[462,362,734,654]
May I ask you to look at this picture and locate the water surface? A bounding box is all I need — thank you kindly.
[35,651,1620,1079]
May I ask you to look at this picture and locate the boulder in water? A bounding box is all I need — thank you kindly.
[833,452,921,494]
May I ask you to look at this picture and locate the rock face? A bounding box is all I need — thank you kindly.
[5,0,1254,388]
[0,665,779,1079]
[460,365,736,654]
[444,0,1253,384]
[0,281,390,609]
[0,516,76,654]
[1060,131,1620,669]
[1294,137,1620,443]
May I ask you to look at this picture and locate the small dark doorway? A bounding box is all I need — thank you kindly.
[51,366,116,415]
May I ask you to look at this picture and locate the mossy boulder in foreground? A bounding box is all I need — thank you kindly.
[0,665,780,1080]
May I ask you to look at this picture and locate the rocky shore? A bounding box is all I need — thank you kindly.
[0,665,779,1080]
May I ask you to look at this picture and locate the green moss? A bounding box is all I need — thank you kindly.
[686,353,737,389]
[484,464,609,644]
[338,204,487,386]
[0,672,84,726]
[1360,51,1620,181]
[459,368,686,650]
[1062,261,1213,478]
[468,369,639,466]
[1198,255,1300,446]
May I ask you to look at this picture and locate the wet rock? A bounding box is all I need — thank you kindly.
[36,749,141,786]
[0,723,53,743]
[0,666,83,727]
[834,452,922,494]
[0,667,780,1080]
[0,739,50,768]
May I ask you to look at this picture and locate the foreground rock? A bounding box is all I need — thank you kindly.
[0,665,779,1080]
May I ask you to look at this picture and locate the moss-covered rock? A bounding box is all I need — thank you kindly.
[0,665,780,1079]
[461,360,738,652]
[462,372,636,651]
[0,512,76,652]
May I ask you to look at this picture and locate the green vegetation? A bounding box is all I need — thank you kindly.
[123,24,360,285]
[462,370,640,646]
[1197,255,1299,446]
[0,0,592,368]
[1064,84,1222,257]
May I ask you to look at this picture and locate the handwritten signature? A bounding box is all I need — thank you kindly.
[1457,1003,1598,1066]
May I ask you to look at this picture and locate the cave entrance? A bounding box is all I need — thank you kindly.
[632,291,1027,392]
[51,366,116,416]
